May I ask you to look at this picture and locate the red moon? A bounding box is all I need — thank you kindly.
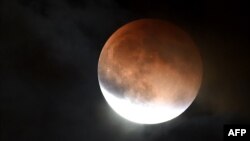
[98,19,203,124]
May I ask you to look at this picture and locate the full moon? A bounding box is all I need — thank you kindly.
[98,19,203,124]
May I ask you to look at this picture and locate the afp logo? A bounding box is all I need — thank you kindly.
[228,129,246,136]
[224,125,249,141]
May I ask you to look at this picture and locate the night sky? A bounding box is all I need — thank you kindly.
[0,0,249,141]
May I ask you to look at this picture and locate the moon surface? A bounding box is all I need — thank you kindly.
[98,19,203,124]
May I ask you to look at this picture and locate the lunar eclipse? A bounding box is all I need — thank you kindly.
[1,0,250,140]
[98,19,203,124]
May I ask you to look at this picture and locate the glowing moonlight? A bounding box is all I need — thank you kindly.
[98,19,203,124]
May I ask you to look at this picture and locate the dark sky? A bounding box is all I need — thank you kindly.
[0,0,249,141]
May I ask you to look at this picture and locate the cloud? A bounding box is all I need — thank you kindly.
[0,0,249,140]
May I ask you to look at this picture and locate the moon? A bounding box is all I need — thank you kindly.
[98,19,203,124]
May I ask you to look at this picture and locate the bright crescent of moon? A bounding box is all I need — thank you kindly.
[98,19,203,124]
[99,83,187,124]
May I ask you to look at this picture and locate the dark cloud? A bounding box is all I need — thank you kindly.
[0,0,249,141]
